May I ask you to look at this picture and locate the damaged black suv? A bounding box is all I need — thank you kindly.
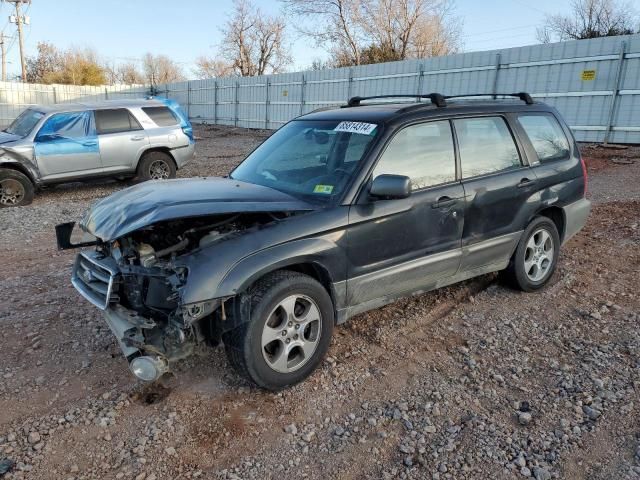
[58,93,591,390]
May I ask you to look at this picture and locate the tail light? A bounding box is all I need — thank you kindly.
[579,153,588,197]
[182,125,194,143]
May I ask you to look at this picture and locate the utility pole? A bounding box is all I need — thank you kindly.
[0,32,5,82]
[6,0,29,82]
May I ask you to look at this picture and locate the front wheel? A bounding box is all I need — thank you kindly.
[137,151,176,181]
[223,271,334,390]
[0,168,34,207]
[502,216,560,292]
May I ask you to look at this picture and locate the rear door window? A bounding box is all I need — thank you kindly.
[372,120,456,190]
[142,106,179,127]
[454,117,521,178]
[95,109,142,135]
[517,114,570,162]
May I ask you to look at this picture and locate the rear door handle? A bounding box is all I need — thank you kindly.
[432,196,457,208]
[517,178,536,188]
[130,135,145,141]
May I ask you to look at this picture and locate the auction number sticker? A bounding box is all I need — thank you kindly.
[334,121,377,135]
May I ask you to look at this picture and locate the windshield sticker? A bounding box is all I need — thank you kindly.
[334,121,377,135]
[313,184,334,194]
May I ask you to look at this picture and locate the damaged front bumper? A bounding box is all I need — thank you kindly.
[70,249,219,381]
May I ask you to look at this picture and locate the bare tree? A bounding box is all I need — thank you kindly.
[537,0,638,42]
[282,0,461,66]
[142,53,185,86]
[193,56,234,79]
[219,0,292,77]
[281,0,365,66]
[117,62,145,84]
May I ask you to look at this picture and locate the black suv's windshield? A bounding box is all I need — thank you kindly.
[5,108,45,137]
[231,119,379,202]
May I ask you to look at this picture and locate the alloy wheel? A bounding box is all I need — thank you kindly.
[0,179,25,206]
[261,294,322,373]
[149,160,171,180]
[524,227,554,282]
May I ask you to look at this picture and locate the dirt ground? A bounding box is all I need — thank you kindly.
[0,126,639,480]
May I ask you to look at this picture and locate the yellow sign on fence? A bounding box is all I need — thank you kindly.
[581,70,596,81]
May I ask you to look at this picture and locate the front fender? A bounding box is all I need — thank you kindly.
[180,233,348,307]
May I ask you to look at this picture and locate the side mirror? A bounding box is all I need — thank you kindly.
[370,174,411,199]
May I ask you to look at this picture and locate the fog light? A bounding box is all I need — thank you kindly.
[130,356,167,382]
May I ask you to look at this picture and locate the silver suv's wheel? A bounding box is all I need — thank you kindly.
[0,169,34,207]
[261,294,322,374]
[137,151,177,181]
[149,159,171,180]
[224,271,334,390]
[502,216,560,292]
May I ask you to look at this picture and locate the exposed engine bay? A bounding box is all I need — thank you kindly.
[69,211,296,381]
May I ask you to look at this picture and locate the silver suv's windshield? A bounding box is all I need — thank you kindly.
[230,119,379,202]
[5,108,45,137]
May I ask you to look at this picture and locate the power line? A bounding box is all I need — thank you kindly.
[4,0,30,81]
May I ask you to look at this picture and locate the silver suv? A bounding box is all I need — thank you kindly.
[0,98,195,207]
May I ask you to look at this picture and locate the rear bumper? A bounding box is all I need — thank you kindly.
[561,198,591,244]
[172,142,195,169]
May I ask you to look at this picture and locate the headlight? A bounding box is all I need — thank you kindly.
[182,300,219,323]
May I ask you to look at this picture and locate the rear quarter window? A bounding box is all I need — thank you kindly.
[518,114,570,163]
[95,109,142,134]
[142,106,179,127]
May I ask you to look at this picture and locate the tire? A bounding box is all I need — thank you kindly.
[137,151,176,181]
[502,216,561,292]
[223,270,334,390]
[0,168,34,207]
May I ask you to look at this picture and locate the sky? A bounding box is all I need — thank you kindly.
[3,0,579,79]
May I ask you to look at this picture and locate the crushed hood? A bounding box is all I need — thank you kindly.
[81,177,314,241]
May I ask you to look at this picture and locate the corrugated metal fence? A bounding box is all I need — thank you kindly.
[157,34,640,144]
[0,35,637,144]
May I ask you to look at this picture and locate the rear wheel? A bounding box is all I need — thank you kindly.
[0,169,34,207]
[137,151,176,181]
[223,271,334,390]
[502,216,560,291]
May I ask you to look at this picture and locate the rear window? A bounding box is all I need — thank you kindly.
[95,109,142,134]
[142,106,179,127]
[518,114,570,163]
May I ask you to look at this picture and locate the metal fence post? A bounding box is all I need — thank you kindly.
[299,74,306,116]
[492,53,502,98]
[416,64,425,100]
[603,41,626,144]
[186,81,191,120]
[52,86,57,104]
[265,79,270,129]
[347,69,354,101]
[234,81,239,127]
[214,81,218,125]
[105,87,109,100]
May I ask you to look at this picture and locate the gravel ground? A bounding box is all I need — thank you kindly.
[0,128,638,480]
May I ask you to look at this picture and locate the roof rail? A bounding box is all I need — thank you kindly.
[346,93,446,108]
[444,92,534,105]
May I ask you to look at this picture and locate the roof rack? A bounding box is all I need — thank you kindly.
[346,93,447,108]
[444,92,534,105]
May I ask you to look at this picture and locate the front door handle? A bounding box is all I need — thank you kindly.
[517,178,536,188]
[130,135,145,141]
[432,196,456,208]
